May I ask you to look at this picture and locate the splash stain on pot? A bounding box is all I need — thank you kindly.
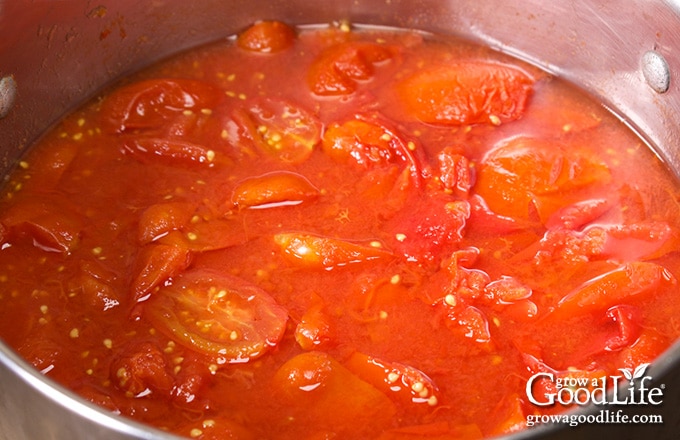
[0,75,17,119]
[641,50,670,94]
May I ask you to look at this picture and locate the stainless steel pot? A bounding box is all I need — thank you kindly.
[1,1,679,439]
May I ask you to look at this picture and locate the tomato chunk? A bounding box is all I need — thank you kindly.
[234,98,322,164]
[110,341,174,396]
[137,201,196,244]
[344,352,440,407]
[308,42,393,96]
[295,301,333,350]
[102,78,221,132]
[1,196,82,253]
[274,232,394,269]
[385,194,470,264]
[397,61,533,125]
[231,171,320,209]
[551,262,676,318]
[121,137,217,167]
[146,269,288,363]
[436,147,473,198]
[272,351,396,435]
[321,114,424,188]
[475,136,611,221]
[237,20,296,53]
[130,243,193,303]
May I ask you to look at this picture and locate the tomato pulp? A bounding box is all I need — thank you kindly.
[0,21,679,439]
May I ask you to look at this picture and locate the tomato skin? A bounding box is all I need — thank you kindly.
[397,61,533,125]
[237,20,296,53]
[231,171,320,209]
[145,269,288,363]
[308,42,393,96]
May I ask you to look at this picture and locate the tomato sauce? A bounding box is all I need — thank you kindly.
[1,21,679,439]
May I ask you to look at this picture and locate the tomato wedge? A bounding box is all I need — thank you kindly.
[130,243,193,303]
[272,351,396,435]
[1,195,83,253]
[475,136,611,221]
[344,352,440,407]
[121,137,217,167]
[233,98,322,164]
[146,269,288,363]
[308,41,393,96]
[137,201,197,244]
[397,61,533,125]
[102,78,222,133]
[231,171,320,209]
[551,261,676,319]
[273,232,394,269]
[321,114,424,188]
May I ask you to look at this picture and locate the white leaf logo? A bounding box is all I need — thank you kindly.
[618,368,633,381]
[633,363,650,380]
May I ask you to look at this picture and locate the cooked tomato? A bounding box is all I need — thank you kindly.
[121,137,218,167]
[308,41,393,96]
[233,98,322,164]
[102,78,222,133]
[551,262,676,319]
[274,232,394,269]
[475,136,611,221]
[130,243,193,303]
[0,195,82,253]
[272,351,396,436]
[145,269,288,363]
[396,61,533,125]
[137,201,197,244]
[231,171,320,209]
[344,351,440,407]
[237,20,296,53]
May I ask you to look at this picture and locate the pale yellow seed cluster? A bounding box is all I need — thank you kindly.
[164,340,176,354]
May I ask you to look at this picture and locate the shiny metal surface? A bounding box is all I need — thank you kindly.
[1,1,679,439]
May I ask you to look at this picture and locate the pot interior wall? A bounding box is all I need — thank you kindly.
[1,1,680,439]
